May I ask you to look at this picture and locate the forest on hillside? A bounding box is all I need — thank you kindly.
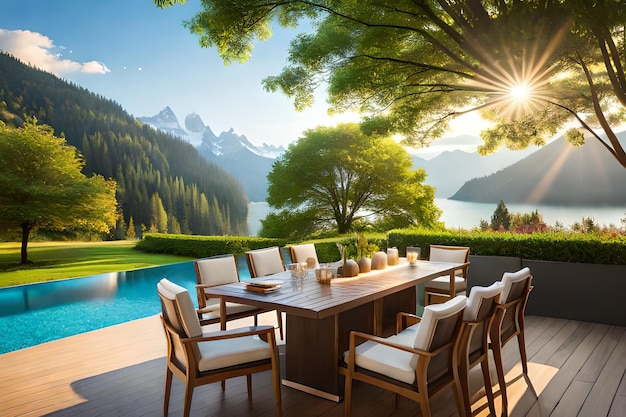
[0,52,249,237]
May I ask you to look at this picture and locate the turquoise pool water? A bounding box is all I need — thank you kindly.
[0,258,252,354]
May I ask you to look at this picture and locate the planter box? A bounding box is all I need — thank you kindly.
[467,255,626,327]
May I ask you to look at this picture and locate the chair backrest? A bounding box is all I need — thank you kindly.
[500,267,531,304]
[412,295,466,385]
[194,254,240,287]
[462,282,502,356]
[413,295,467,351]
[464,282,502,322]
[157,278,202,338]
[246,246,286,278]
[496,267,533,344]
[429,245,470,276]
[289,243,319,268]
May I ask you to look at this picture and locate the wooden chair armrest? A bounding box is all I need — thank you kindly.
[396,312,422,333]
[348,330,425,356]
[195,284,214,291]
[460,262,470,277]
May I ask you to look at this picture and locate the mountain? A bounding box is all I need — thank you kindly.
[412,143,539,197]
[450,133,626,206]
[197,127,277,201]
[137,106,189,142]
[0,52,249,236]
[139,107,284,201]
[141,110,538,202]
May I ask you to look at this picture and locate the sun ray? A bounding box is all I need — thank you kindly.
[461,20,572,122]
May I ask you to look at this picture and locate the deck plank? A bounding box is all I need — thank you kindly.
[0,315,624,417]
[578,329,626,417]
[538,322,609,416]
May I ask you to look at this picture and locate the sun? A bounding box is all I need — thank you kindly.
[509,83,532,103]
[459,21,572,123]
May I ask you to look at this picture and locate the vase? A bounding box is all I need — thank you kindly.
[338,259,360,277]
[387,247,399,266]
[358,256,372,273]
[371,251,388,270]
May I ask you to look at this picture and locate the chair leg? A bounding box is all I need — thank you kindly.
[164,368,173,416]
[221,379,225,391]
[183,383,194,417]
[271,358,283,417]
[517,332,529,376]
[481,358,497,417]
[416,377,432,417]
[276,311,283,340]
[452,377,465,417]
[344,372,353,417]
[458,357,472,417]
[517,333,538,399]
[247,374,252,402]
[491,342,508,417]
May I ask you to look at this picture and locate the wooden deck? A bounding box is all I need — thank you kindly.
[0,313,624,417]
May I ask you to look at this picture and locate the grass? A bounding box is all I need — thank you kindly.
[0,240,194,287]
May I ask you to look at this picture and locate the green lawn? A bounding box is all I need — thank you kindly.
[0,241,194,287]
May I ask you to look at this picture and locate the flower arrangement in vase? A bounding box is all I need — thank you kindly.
[336,239,359,277]
[356,232,378,273]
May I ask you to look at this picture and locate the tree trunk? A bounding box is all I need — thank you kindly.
[20,223,32,265]
[337,222,351,234]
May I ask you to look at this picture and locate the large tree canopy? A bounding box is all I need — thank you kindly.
[156,0,626,168]
[0,121,117,264]
[260,123,440,237]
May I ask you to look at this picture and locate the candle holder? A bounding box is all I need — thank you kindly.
[406,246,421,266]
[315,267,335,284]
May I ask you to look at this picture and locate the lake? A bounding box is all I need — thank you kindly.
[248,199,626,233]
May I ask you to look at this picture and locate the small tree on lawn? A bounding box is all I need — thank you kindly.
[0,121,117,264]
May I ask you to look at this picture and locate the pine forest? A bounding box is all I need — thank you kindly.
[0,52,249,238]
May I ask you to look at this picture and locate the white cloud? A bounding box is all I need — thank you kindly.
[0,28,110,75]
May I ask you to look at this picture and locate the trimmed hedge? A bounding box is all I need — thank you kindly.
[136,230,626,265]
[135,234,389,264]
[387,229,626,265]
[135,234,288,258]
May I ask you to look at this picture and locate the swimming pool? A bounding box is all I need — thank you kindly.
[0,258,253,354]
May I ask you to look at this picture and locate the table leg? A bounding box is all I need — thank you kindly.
[282,303,374,401]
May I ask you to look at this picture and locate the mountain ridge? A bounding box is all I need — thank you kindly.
[133,111,626,207]
[451,133,626,206]
[138,107,283,201]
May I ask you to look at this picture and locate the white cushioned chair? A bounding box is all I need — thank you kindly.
[456,282,502,417]
[424,245,470,305]
[489,267,535,417]
[246,246,286,278]
[342,295,468,417]
[245,247,286,339]
[288,243,319,269]
[194,254,270,329]
[157,278,282,417]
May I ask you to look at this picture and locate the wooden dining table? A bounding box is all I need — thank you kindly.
[204,259,469,401]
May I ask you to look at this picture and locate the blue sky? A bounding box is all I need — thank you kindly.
[0,0,485,150]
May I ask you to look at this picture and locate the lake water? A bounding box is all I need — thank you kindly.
[248,199,626,233]
[434,198,626,229]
